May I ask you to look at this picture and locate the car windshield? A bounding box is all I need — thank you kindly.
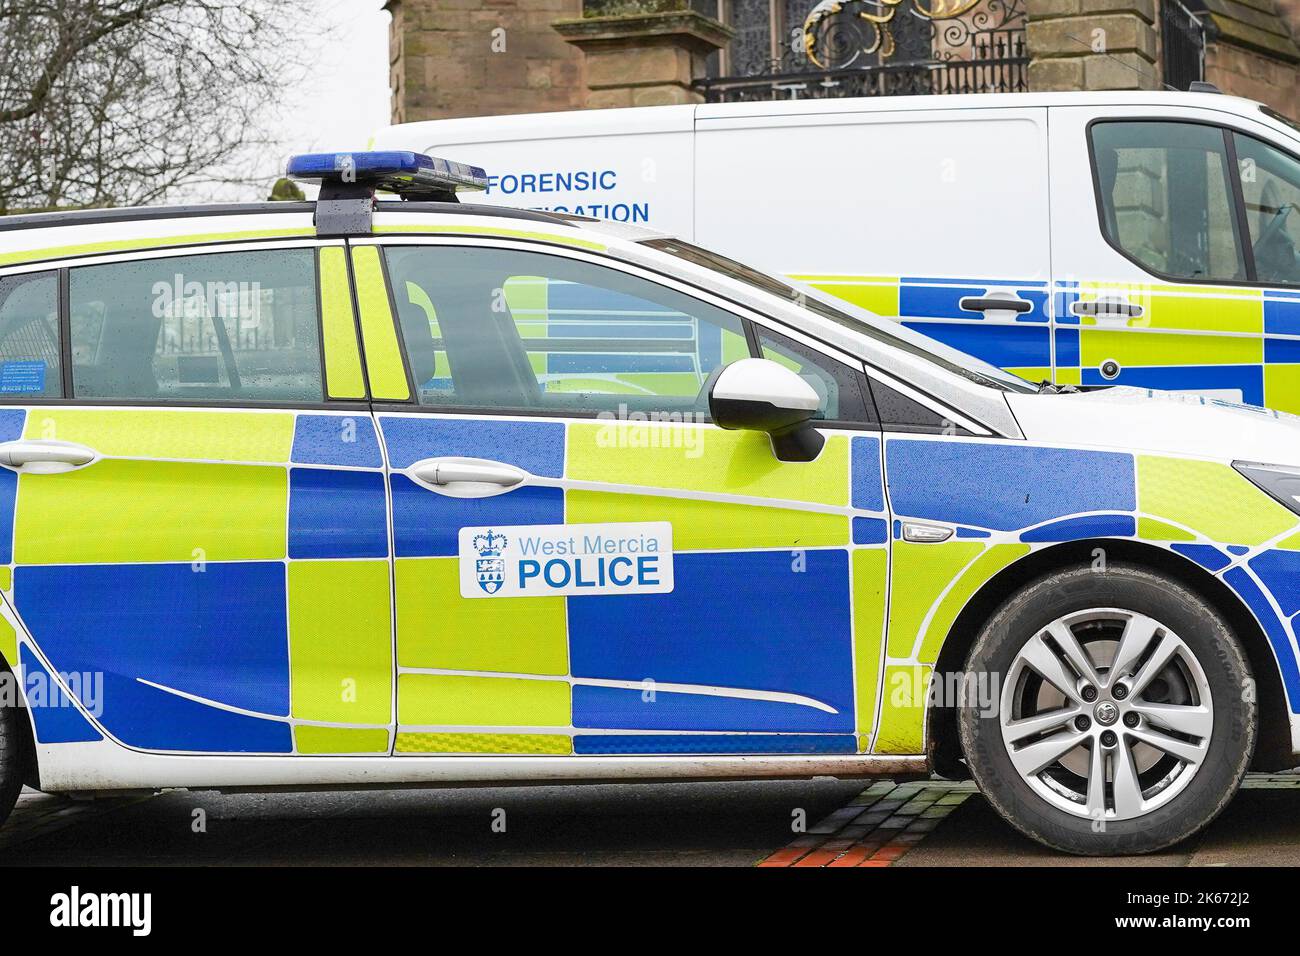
[641,237,1039,394]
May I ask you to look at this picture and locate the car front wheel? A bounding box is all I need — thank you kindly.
[959,563,1255,855]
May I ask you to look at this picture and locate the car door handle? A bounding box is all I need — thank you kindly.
[1070,297,1144,319]
[410,457,527,489]
[0,439,97,471]
[959,296,1033,315]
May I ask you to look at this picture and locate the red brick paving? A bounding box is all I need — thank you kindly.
[758,780,977,867]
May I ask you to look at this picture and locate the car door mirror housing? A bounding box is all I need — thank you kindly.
[707,358,826,462]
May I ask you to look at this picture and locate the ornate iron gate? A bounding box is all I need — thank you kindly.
[694,0,1027,102]
[1160,0,1206,91]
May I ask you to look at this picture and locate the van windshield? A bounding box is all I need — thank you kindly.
[641,238,1038,394]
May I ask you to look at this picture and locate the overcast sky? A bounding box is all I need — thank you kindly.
[210,0,393,201]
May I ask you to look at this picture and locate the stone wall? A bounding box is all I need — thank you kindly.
[1026,0,1160,91]
[1206,40,1300,118]
[386,0,587,123]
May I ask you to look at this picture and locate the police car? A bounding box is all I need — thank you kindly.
[0,151,1296,856]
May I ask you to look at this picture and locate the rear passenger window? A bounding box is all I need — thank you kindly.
[1090,121,1246,282]
[69,249,323,403]
[384,245,750,418]
[0,273,61,398]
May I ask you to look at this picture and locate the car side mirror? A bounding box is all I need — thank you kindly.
[707,358,826,462]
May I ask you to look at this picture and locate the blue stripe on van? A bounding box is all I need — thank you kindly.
[1055,328,1081,367]
[900,284,1048,322]
[902,320,1051,369]
[1080,364,1264,405]
[1054,289,1081,325]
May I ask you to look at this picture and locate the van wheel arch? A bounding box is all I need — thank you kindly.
[927,539,1292,779]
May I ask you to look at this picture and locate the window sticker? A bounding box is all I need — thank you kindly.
[0,360,46,394]
[459,522,674,598]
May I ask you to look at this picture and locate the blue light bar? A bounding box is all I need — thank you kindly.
[286,150,487,195]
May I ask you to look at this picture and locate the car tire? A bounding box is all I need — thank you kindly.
[0,664,25,831]
[958,562,1255,856]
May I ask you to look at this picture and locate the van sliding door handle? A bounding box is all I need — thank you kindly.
[0,440,98,471]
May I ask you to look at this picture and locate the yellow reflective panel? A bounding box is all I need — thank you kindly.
[398,674,570,727]
[873,664,931,754]
[395,557,568,675]
[852,548,887,743]
[396,732,572,755]
[23,408,293,462]
[1138,456,1298,546]
[886,541,985,659]
[351,246,410,401]
[318,247,367,399]
[289,560,393,725]
[0,616,15,670]
[295,727,389,755]
[15,459,287,564]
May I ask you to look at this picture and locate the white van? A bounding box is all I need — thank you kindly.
[373,91,1300,413]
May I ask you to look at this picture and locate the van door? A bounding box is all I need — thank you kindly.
[694,104,1055,383]
[0,241,394,756]
[1049,105,1282,404]
[356,236,888,757]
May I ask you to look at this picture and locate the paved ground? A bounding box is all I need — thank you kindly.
[4,774,1300,866]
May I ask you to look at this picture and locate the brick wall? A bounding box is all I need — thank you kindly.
[387,0,587,123]
[1207,42,1300,120]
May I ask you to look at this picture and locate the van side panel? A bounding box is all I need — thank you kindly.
[694,108,1055,381]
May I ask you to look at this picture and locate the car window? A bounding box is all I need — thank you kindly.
[0,272,62,398]
[1090,121,1246,282]
[755,327,871,422]
[1233,132,1300,286]
[384,244,751,418]
[68,249,323,404]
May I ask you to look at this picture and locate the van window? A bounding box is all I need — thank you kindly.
[69,249,323,404]
[1090,121,1246,282]
[0,273,62,398]
[384,245,751,418]
[1233,133,1300,285]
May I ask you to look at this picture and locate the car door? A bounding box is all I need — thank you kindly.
[352,236,890,757]
[0,239,395,756]
[1049,106,1267,401]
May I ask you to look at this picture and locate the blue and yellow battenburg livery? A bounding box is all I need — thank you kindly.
[2,148,1300,857]
[3,405,1299,761]
[794,274,1300,414]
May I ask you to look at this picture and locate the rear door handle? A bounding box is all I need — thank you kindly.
[959,296,1033,315]
[0,439,97,472]
[1070,297,1144,320]
[409,456,528,496]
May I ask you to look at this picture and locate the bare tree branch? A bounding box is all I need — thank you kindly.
[0,0,315,213]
